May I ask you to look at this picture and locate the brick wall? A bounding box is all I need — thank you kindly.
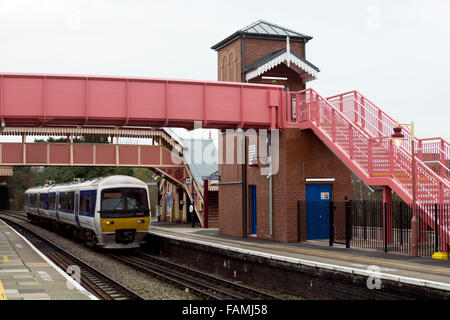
[218,128,352,242]
[218,131,243,237]
[217,39,242,82]
[244,38,305,65]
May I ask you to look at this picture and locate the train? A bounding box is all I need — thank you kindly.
[24,175,151,249]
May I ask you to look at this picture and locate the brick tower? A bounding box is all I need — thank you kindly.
[212,20,351,243]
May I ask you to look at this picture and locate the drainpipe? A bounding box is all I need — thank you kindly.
[268,132,273,237]
[242,129,247,238]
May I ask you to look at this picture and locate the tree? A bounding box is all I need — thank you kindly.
[36,166,134,185]
[132,168,158,183]
[6,167,39,210]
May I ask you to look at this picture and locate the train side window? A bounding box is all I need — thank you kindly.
[59,192,75,212]
[39,194,47,209]
[80,191,92,216]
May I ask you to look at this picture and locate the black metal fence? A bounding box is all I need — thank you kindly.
[302,200,450,257]
[347,201,450,256]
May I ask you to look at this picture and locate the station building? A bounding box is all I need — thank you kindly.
[211,20,352,242]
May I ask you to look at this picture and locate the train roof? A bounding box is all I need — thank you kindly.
[25,175,147,193]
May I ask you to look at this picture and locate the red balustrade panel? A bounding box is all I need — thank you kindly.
[26,144,47,164]
[118,145,139,165]
[73,144,94,165]
[140,146,161,165]
[49,144,70,164]
[95,145,116,165]
[2,144,23,163]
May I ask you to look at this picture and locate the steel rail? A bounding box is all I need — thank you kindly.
[107,251,283,300]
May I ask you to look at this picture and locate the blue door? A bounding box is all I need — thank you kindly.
[249,186,257,235]
[306,184,331,240]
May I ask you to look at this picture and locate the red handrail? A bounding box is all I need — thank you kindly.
[327,91,450,181]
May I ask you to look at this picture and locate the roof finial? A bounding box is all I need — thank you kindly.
[286,36,291,67]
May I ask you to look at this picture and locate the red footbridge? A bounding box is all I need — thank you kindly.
[0,73,448,248]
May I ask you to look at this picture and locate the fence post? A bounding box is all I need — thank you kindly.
[298,200,301,243]
[399,201,403,246]
[329,201,334,247]
[435,203,439,253]
[384,202,388,253]
[345,201,351,248]
[363,200,367,240]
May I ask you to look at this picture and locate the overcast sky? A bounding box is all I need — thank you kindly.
[0,0,449,141]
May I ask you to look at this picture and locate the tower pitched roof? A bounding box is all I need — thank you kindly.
[211,20,312,51]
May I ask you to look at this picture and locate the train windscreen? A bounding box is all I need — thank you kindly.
[100,188,149,218]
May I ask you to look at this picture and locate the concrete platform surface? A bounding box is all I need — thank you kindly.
[0,219,95,300]
[149,222,450,292]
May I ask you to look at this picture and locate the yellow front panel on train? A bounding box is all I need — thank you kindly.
[100,217,150,232]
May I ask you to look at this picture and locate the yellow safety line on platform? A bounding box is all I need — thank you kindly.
[0,280,6,300]
[3,256,8,262]
[269,244,450,275]
[156,230,450,275]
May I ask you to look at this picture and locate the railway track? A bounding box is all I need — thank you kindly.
[108,251,283,300]
[2,211,283,300]
[0,213,144,300]
[0,210,28,222]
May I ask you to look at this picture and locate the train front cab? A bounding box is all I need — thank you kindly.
[96,186,150,249]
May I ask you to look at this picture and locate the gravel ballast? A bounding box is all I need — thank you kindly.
[0,214,198,300]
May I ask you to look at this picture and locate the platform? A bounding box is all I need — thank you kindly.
[149,222,450,293]
[0,219,95,300]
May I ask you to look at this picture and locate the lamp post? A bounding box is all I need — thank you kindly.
[390,121,418,257]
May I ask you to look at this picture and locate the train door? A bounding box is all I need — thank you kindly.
[74,192,80,227]
[249,185,257,235]
[55,193,60,222]
[37,193,41,216]
[306,184,331,240]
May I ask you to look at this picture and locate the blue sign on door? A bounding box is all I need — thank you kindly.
[306,184,332,240]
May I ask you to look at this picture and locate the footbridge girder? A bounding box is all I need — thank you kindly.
[0,73,283,130]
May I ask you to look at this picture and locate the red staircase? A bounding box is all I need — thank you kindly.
[207,192,219,228]
[327,91,450,182]
[284,89,450,250]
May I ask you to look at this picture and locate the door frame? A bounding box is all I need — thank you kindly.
[249,185,257,235]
